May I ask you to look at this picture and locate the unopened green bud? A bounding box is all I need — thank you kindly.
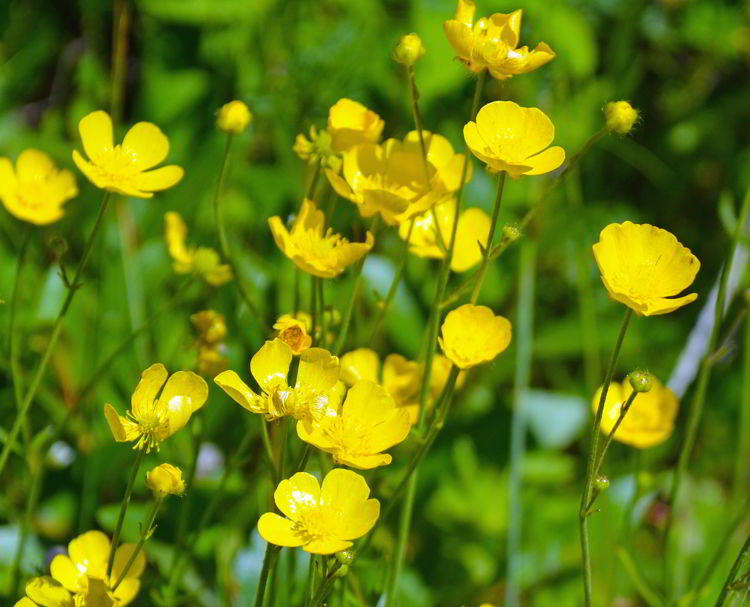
[393,33,426,66]
[594,475,610,491]
[628,370,653,394]
[334,564,349,578]
[336,550,354,566]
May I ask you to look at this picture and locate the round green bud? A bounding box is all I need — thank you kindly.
[334,564,350,578]
[336,550,354,566]
[594,475,610,491]
[628,370,653,394]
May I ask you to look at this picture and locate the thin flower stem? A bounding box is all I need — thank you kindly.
[112,497,163,591]
[470,171,506,304]
[385,469,418,607]
[254,544,282,607]
[294,266,301,317]
[107,446,146,577]
[173,415,203,556]
[591,391,638,482]
[10,452,44,596]
[306,160,322,202]
[0,191,112,477]
[715,533,750,607]
[736,316,750,497]
[579,306,633,607]
[9,226,31,412]
[261,419,280,487]
[110,0,129,126]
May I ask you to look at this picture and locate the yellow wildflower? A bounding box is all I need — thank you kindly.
[592,222,700,316]
[605,101,639,135]
[444,2,555,79]
[0,149,78,225]
[103,364,208,451]
[594,377,679,448]
[439,304,512,369]
[72,110,183,198]
[327,98,384,153]
[216,100,252,134]
[293,126,341,171]
[327,131,470,225]
[165,211,233,286]
[214,338,340,429]
[464,101,565,178]
[393,33,426,66]
[274,314,313,355]
[191,310,227,345]
[258,468,379,554]
[297,380,412,469]
[268,199,374,278]
[146,463,186,497]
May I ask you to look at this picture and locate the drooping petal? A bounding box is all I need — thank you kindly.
[274,472,321,519]
[25,576,74,607]
[523,146,565,176]
[78,111,114,164]
[103,404,130,442]
[157,371,209,435]
[214,370,265,414]
[133,165,184,192]
[121,122,170,171]
[131,363,168,419]
[251,339,293,393]
[335,452,392,470]
[112,542,146,580]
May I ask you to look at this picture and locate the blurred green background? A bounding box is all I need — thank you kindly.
[2,0,750,606]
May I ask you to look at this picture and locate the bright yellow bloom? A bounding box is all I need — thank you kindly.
[191,310,227,345]
[327,131,471,225]
[464,101,565,178]
[274,314,313,355]
[399,201,491,272]
[214,338,340,429]
[594,377,679,448]
[592,222,700,316]
[328,98,384,153]
[258,468,379,554]
[297,380,411,469]
[146,463,186,497]
[393,33,426,66]
[269,199,374,278]
[0,149,77,225]
[216,100,252,134]
[439,304,512,369]
[103,364,208,451]
[165,211,233,286]
[444,2,555,80]
[605,101,639,135]
[72,110,183,198]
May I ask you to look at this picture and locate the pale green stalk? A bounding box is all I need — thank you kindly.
[715,534,750,607]
[591,390,639,483]
[10,451,43,596]
[107,446,146,577]
[9,227,31,413]
[112,497,163,591]
[736,315,750,497]
[469,172,506,304]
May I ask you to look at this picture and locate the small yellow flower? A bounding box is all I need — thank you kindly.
[216,100,252,134]
[0,149,78,225]
[605,101,639,135]
[293,126,341,171]
[592,221,700,316]
[464,101,565,178]
[214,338,340,428]
[327,131,471,225]
[258,468,379,554]
[146,463,186,497]
[393,33,426,65]
[274,314,313,355]
[268,199,374,278]
[103,364,208,451]
[594,377,679,448]
[439,304,512,369]
[165,211,233,286]
[297,380,412,469]
[444,2,555,80]
[72,110,183,198]
[327,98,385,153]
[191,310,227,345]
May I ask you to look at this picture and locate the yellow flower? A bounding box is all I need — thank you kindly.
[464,101,565,178]
[191,310,227,345]
[103,364,208,451]
[146,463,186,497]
[258,468,379,554]
[605,101,639,135]
[274,314,313,355]
[399,202,491,272]
[594,377,679,448]
[327,131,471,225]
[592,221,700,316]
[297,380,412,469]
[327,98,384,153]
[165,211,233,286]
[214,338,340,428]
[293,126,341,171]
[444,2,555,80]
[216,100,252,134]
[439,304,512,369]
[430,354,467,400]
[393,33,426,66]
[72,110,183,198]
[0,149,78,225]
[268,199,374,278]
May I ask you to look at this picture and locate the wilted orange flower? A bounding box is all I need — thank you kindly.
[439,304,512,369]
[165,211,233,286]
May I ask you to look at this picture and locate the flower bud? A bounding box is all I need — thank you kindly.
[502,225,521,242]
[594,475,610,492]
[216,100,252,134]
[393,33,426,66]
[334,564,350,577]
[628,370,653,394]
[336,549,354,566]
[146,463,186,498]
[605,101,638,135]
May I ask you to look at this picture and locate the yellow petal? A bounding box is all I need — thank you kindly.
[440,304,512,368]
[26,576,73,607]
[336,497,380,540]
[112,542,146,580]
[340,348,380,386]
[67,530,109,578]
[524,146,565,176]
[157,370,209,435]
[303,538,353,554]
[131,363,168,419]
[78,111,114,164]
[112,578,140,607]
[296,347,340,393]
[475,101,555,161]
[16,149,56,181]
[103,404,129,442]
[274,472,321,519]
[320,468,370,510]
[214,370,265,414]
[49,555,83,593]
[122,122,170,171]
[15,598,38,607]
[71,150,109,190]
[133,165,184,192]
[251,339,292,392]
[451,208,491,272]
[258,513,306,547]
[335,452,392,470]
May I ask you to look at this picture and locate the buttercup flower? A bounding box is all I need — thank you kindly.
[72,110,183,198]
[464,101,565,178]
[327,131,471,225]
[327,98,384,153]
[165,211,233,286]
[216,100,252,134]
[444,2,555,80]
[393,33,426,65]
[146,463,186,497]
[191,310,229,376]
[274,314,313,355]
[269,199,374,278]
[258,468,379,554]
[592,222,700,316]
[594,377,679,448]
[0,149,78,225]
[297,380,412,469]
[214,338,340,429]
[605,101,639,135]
[439,304,512,369]
[103,364,208,451]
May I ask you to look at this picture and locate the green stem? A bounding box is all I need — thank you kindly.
[9,226,31,412]
[715,533,750,607]
[736,313,750,497]
[617,547,665,607]
[173,413,203,557]
[579,306,633,607]
[112,497,163,591]
[10,452,44,596]
[469,171,506,304]
[306,161,322,202]
[110,0,129,125]
[261,419,279,487]
[107,446,146,577]
[591,391,638,482]
[0,191,112,477]
[385,470,418,607]
[254,544,281,607]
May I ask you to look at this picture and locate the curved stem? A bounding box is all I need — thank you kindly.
[254,544,281,607]
[591,391,638,481]
[112,497,163,591]
[715,533,750,607]
[107,446,146,577]
[469,171,506,304]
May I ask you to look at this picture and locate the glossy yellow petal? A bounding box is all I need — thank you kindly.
[523,145,565,176]
[342,379,393,421]
[336,453,393,470]
[451,208,491,272]
[112,542,146,580]
[274,472,321,519]
[16,149,56,181]
[111,578,140,607]
[476,101,554,159]
[103,404,129,442]
[157,370,209,435]
[336,496,380,540]
[258,513,305,547]
[25,576,73,607]
[251,339,292,392]
[439,304,512,368]
[319,468,370,510]
[78,111,114,164]
[67,530,109,578]
[303,538,353,554]
[71,150,109,190]
[340,348,380,386]
[296,348,340,393]
[328,98,384,152]
[15,598,38,607]
[131,363,168,419]
[49,555,82,593]
[122,122,170,171]
[133,165,184,192]
[214,370,264,414]
[454,0,476,25]
[443,21,474,63]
